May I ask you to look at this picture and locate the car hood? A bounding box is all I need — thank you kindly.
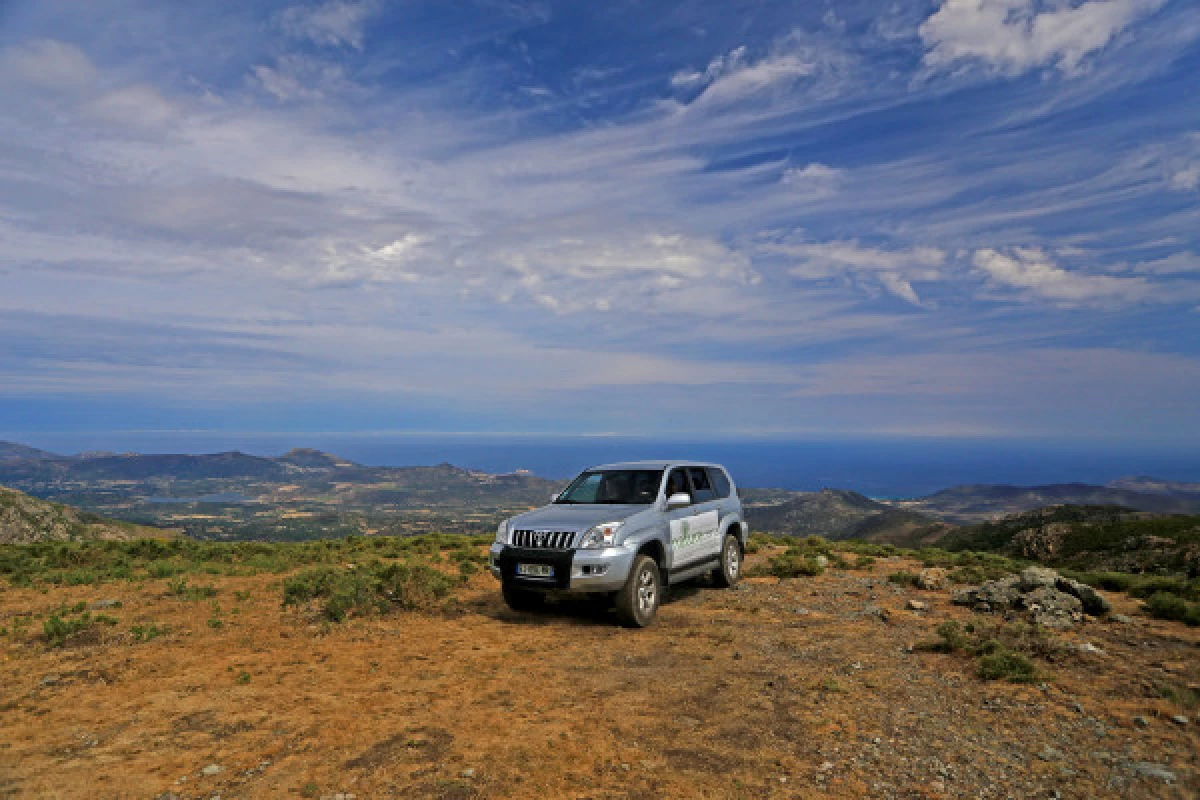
[509,503,651,532]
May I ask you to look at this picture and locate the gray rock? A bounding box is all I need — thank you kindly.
[1077,642,1104,654]
[1133,715,1150,728]
[89,599,121,610]
[1055,577,1111,615]
[917,568,948,591]
[1170,715,1189,726]
[460,769,476,778]
[1111,613,1133,624]
[1132,762,1176,783]
[863,605,890,622]
[1039,746,1063,761]
[814,555,830,569]
[1019,587,1083,629]
[201,765,223,776]
[1018,566,1060,592]
[953,576,1020,612]
[906,599,928,611]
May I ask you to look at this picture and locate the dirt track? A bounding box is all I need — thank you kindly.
[1,551,1197,799]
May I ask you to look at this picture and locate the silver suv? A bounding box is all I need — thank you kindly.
[489,461,746,627]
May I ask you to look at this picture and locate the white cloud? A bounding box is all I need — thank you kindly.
[669,44,815,109]
[1135,252,1200,275]
[973,247,1151,304]
[250,55,359,102]
[780,163,844,196]
[770,240,946,307]
[0,39,97,92]
[1170,165,1200,191]
[278,1,379,50]
[84,85,177,129]
[920,0,1165,75]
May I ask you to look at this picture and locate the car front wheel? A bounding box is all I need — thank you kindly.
[614,554,661,628]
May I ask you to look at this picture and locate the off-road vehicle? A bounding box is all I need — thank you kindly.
[489,461,746,627]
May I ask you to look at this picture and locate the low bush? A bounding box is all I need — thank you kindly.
[1143,592,1200,626]
[762,550,825,579]
[917,620,1051,683]
[888,571,919,587]
[43,611,117,647]
[130,623,165,642]
[282,560,458,622]
[977,650,1038,683]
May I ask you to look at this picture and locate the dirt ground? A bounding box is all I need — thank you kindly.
[1,550,1197,799]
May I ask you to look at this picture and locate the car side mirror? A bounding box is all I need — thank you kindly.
[666,492,691,510]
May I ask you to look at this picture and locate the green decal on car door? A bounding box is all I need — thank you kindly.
[670,509,719,564]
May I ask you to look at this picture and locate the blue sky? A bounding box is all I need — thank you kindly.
[1,0,1198,445]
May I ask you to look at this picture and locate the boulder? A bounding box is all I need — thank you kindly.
[1017,566,1059,592]
[916,567,948,590]
[953,575,1020,612]
[1018,587,1082,629]
[1055,576,1111,615]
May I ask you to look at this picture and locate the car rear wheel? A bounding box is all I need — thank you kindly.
[614,554,661,628]
[712,533,742,588]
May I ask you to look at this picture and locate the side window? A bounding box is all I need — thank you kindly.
[665,468,691,502]
[708,468,731,499]
[688,467,716,503]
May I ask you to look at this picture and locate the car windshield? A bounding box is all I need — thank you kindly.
[555,470,663,505]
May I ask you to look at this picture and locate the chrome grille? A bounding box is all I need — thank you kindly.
[511,529,575,549]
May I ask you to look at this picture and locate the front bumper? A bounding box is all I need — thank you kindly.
[489,542,634,592]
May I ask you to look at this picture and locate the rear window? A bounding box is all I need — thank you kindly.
[708,467,732,498]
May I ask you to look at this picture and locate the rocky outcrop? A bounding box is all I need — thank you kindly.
[0,485,168,544]
[1011,523,1071,560]
[953,567,1109,628]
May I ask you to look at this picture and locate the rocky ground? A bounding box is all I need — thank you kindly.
[0,548,1197,799]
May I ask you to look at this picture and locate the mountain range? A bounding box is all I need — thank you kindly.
[1,440,1199,543]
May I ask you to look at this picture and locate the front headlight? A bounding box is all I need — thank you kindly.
[579,521,623,549]
[495,519,510,544]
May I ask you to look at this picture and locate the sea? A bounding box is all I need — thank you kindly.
[12,432,1200,498]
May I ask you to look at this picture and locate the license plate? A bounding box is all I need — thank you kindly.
[517,563,554,578]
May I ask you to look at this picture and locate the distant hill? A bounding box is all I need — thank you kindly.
[1107,476,1200,496]
[0,441,58,462]
[274,448,358,469]
[935,504,1200,576]
[897,483,1200,523]
[745,488,947,544]
[0,485,172,544]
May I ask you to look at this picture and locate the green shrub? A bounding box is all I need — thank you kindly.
[763,551,824,579]
[1158,682,1199,710]
[42,611,116,647]
[888,571,919,587]
[1144,592,1200,626]
[167,577,218,600]
[282,560,457,622]
[130,623,165,642]
[978,650,1038,683]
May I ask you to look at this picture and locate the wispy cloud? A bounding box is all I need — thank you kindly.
[973,247,1152,305]
[277,1,380,50]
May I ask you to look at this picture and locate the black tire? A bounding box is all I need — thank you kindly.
[502,582,545,613]
[712,533,742,588]
[614,554,661,628]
